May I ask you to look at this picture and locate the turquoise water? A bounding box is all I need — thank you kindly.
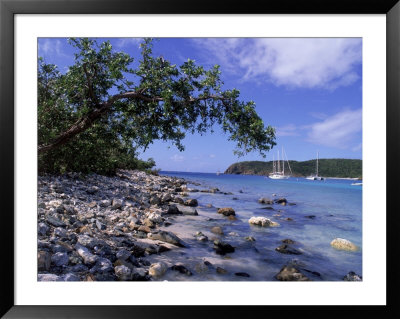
[158,172,362,281]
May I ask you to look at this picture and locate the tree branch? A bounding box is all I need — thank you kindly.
[38,91,228,154]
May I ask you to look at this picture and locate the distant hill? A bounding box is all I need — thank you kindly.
[224,159,362,179]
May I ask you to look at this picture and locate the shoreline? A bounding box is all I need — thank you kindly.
[37,169,361,282]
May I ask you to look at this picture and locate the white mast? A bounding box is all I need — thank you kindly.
[277,150,280,173]
[282,147,285,175]
[316,151,319,176]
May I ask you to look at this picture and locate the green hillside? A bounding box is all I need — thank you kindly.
[224,159,362,179]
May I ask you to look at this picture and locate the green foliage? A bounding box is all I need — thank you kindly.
[225,159,362,178]
[38,38,276,175]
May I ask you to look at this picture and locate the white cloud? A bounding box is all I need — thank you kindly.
[209,154,216,158]
[307,108,362,149]
[170,154,184,162]
[193,38,361,89]
[115,38,142,49]
[39,39,67,58]
[276,124,299,137]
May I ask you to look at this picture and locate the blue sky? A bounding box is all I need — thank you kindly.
[38,37,362,173]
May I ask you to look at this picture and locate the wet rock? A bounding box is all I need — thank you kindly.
[275,265,310,281]
[258,197,273,205]
[194,231,208,242]
[171,264,192,276]
[195,262,209,274]
[176,204,198,216]
[284,218,293,221]
[184,198,198,207]
[282,239,295,244]
[261,206,274,210]
[249,216,279,227]
[305,215,316,219]
[217,207,236,216]
[206,204,213,208]
[149,262,167,278]
[343,271,362,281]
[274,198,287,205]
[213,240,235,255]
[211,226,223,235]
[114,265,132,281]
[51,252,69,266]
[38,251,51,271]
[167,204,181,215]
[275,244,302,255]
[216,267,227,274]
[147,230,185,247]
[232,197,238,200]
[235,272,250,277]
[227,215,237,221]
[245,236,256,242]
[330,238,358,251]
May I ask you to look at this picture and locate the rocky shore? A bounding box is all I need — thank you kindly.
[37,169,361,281]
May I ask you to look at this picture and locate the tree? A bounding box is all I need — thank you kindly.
[38,38,276,174]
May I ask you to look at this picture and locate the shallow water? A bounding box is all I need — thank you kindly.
[150,172,362,281]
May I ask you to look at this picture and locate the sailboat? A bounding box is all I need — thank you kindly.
[269,147,292,179]
[216,170,221,176]
[306,151,324,180]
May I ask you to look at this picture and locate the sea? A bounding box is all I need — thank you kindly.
[154,171,362,281]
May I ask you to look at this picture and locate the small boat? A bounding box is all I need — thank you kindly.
[351,182,362,186]
[216,170,221,176]
[306,151,325,181]
[269,147,292,179]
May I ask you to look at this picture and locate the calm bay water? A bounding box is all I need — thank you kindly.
[155,171,362,281]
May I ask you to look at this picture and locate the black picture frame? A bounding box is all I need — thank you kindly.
[1,0,399,318]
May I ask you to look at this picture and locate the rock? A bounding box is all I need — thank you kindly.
[194,231,208,242]
[284,218,293,221]
[227,215,237,221]
[147,212,163,224]
[38,251,51,271]
[54,227,68,238]
[116,249,131,261]
[261,206,274,210]
[258,197,273,204]
[232,197,238,200]
[86,186,99,195]
[213,240,235,255]
[305,215,316,219]
[274,198,287,205]
[111,198,123,210]
[249,216,279,227]
[167,204,181,215]
[147,230,185,247]
[149,196,161,205]
[211,226,223,235]
[176,205,198,216]
[330,238,358,251]
[77,235,99,249]
[61,273,80,281]
[244,236,256,242]
[195,262,209,274]
[217,207,236,216]
[216,267,227,274]
[170,265,192,276]
[275,244,302,255]
[100,199,111,207]
[51,252,69,266]
[184,198,198,207]
[38,222,49,236]
[91,258,113,273]
[38,274,62,281]
[46,215,66,227]
[115,265,132,281]
[275,265,310,281]
[282,239,295,244]
[235,272,250,277]
[75,243,98,265]
[343,271,362,281]
[88,201,97,208]
[149,262,167,278]
[161,193,173,203]
[96,220,106,230]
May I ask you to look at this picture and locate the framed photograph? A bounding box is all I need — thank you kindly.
[1,0,398,317]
